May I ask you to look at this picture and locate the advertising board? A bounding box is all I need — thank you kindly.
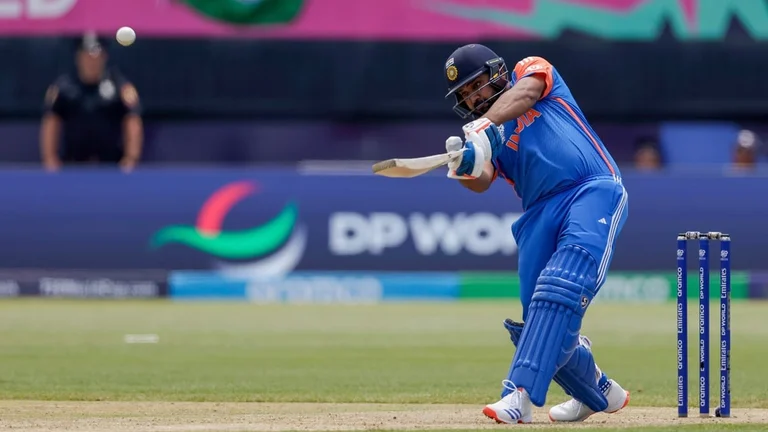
[0,169,764,273]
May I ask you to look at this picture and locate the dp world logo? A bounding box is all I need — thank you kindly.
[150,181,306,278]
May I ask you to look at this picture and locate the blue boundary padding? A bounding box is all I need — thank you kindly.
[169,272,247,299]
[169,271,460,302]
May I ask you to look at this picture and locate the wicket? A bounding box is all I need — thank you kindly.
[676,231,731,418]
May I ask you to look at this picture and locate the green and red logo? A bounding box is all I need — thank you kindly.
[150,181,306,277]
[180,0,305,26]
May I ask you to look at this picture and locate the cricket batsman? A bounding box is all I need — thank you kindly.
[442,44,631,423]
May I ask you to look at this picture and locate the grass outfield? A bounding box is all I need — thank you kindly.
[0,299,766,431]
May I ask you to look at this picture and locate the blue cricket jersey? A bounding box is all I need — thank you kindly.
[492,56,621,210]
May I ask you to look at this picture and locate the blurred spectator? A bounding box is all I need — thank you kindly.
[633,137,662,171]
[731,129,761,170]
[39,33,143,173]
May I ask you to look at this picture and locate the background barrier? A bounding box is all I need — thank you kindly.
[1,168,766,300]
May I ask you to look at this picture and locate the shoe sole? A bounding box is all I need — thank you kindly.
[548,391,631,423]
[483,406,527,424]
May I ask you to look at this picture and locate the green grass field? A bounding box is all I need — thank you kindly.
[0,299,766,431]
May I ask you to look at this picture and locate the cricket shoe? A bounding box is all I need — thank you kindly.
[482,380,533,424]
[548,378,630,422]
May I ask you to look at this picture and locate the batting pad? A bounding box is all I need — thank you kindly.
[508,245,597,408]
[502,319,608,412]
[552,340,609,411]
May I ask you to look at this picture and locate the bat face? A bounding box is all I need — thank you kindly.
[372,150,465,178]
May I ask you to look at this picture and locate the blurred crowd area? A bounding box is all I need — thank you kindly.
[1,0,767,173]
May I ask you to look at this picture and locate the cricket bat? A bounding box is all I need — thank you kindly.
[372,149,465,178]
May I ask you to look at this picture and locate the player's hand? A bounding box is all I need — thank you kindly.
[43,157,61,173]
[446,136,485,179]
[119,157,137,173]
[462,117,504,160]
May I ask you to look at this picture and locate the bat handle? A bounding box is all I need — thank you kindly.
[448,148,467,159]
[446,148,470,179]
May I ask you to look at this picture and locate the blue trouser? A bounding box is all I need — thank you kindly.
[503,176,629,409]
[513,176,628,319]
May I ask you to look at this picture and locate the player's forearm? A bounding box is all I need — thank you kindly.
[484,77,544,125]
[123,115,143,162]
[458,162,494,193]
[39,114,61,162]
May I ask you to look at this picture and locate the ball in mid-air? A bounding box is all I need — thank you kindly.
[116,27,136,47]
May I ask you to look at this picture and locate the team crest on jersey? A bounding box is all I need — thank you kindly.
[446,65,458,81]
[99,80,116,100]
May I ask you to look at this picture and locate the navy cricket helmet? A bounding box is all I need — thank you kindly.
[444,44,509,119]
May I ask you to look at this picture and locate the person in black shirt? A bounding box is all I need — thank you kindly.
[40,33,143,172]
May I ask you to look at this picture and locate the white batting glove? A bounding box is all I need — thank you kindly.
[445,135,486,179]
[462,117,504,160]
[445,135,463,153]
[445,136,463,178]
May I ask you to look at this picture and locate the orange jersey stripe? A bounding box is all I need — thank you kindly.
[554,97,615,176]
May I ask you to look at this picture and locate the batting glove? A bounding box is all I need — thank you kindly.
[462,117,504,160]
[446,136,486,179]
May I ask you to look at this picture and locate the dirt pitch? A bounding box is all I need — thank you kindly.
[0,402,767,431]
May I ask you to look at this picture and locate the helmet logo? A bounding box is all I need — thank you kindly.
[446,65,458,81]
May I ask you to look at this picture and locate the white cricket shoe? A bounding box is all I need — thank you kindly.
[482,380,534,424]
[548,378,630,422]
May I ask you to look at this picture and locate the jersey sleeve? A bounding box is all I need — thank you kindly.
[490,159,500,182]
[513,56,554,100]
[43,80,67,117]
